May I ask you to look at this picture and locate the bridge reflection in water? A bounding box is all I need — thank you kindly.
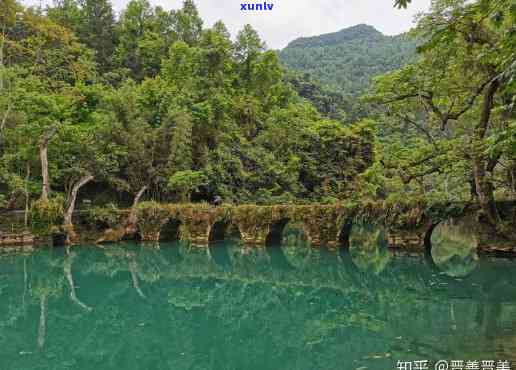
[1,224,515,370]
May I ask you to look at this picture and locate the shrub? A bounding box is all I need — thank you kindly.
[85,203,123,229]
[30,197,64,236]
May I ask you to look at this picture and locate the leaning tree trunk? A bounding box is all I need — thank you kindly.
[63,175,94,226]
[62,175,94,244]
[125,185,148,234]
[39,127,57,201]
[39,146,50,202]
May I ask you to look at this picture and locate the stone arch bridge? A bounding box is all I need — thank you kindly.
[128,202,449,249]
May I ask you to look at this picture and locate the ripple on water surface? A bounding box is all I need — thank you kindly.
[0,225,515,370]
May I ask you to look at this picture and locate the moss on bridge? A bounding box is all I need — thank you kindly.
[24,199,511,251]
[130,202,435,248]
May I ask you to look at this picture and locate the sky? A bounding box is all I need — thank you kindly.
[22,0,432,49]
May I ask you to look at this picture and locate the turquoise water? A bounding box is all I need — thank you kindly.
[0,226,515,370]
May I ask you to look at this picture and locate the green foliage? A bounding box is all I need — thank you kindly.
[368,0,516,228]
[47,0,116,72]
[0,0,374,210]
[85,203,122,229]
[280,24,417,97]
[394,0,411,8]
[30,197,64,236]
[285,72,351,122]
[168,170,207,202]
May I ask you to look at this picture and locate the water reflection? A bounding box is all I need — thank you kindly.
[0,225,515,370]
[431,223,479,277]
[208,242,233,271]
[349,225,392,274]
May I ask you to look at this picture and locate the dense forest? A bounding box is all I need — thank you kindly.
[0,0,374,215]
[0,0,514,240]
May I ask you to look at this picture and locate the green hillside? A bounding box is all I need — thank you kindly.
[279,24,417,96]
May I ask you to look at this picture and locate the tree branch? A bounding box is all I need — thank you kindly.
[394,112,436,145]
[0,102,12,133]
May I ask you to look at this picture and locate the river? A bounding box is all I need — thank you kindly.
[0,225,515,370]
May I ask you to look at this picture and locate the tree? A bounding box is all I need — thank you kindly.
[172,0,203,46]
[235,24,265,89]
[113,0,180,80]
[394,0,411,8]
[0,0,18,91]
[371,0,516,229]
[77,0,116,72]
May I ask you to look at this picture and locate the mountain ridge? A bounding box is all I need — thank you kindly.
[285,24,385,49]
[279,24,416,97]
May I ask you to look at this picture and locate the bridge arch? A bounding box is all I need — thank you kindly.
[424,222,441,251]
[338,220,354,249]
[265,218,291,246]
[208,221,231,243]
[160,218,182,241]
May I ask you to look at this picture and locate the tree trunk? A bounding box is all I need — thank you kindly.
[96,185,148,244]
[126,185,148,231]
[63,175,94,226]
[0,32,4,92]
[40,145,49,201]
[0,30,10,153]
[473,159,501,225]
[39,127,58,201]
[472,79,501,226]
[24,163,30,228]
[0,103,10,133]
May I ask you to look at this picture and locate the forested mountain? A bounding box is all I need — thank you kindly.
[280,24,417,96]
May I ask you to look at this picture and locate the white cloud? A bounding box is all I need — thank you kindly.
[22,0,431,49]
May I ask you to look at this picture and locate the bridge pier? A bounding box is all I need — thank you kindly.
[135,202,172,242]
[232,206,288,246]
[301,207,347,249]
[303,228,340,248]
[236,223,270,245]
[181,218,213,245]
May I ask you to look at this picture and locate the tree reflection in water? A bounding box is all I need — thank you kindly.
[0,225,515,370]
